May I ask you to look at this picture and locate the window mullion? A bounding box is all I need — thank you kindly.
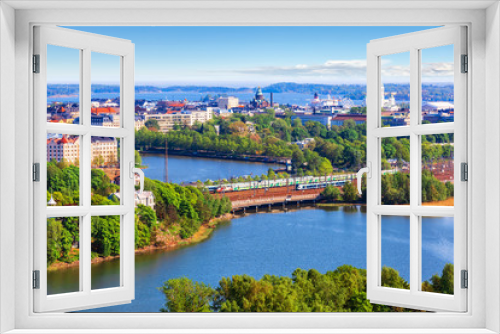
[81,213,91,294]
[81,48,91,209]
[366,48,380,296]
[409,47,420,294]
[81,48,92,294]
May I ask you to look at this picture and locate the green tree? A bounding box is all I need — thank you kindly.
[159,277,214,312]
[381,266,410,290]
[135,150,142,166]
[145,118,160,131]
[47,218,63,266]
[342,182,358,202]
[267,168,276,179]
[318,158,334,175]
[158,264,440,313]
[321,185,341,201]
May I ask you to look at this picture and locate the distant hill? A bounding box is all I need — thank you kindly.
[48,83,367,96]
[47,82,454,102]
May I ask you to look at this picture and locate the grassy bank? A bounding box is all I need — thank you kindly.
[168,214,233,249]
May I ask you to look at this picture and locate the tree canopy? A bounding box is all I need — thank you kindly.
[159,264,454,312]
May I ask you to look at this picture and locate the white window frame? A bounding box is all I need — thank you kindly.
[366,26,467,312]
[1,2,498,333]
[33,26,136,312]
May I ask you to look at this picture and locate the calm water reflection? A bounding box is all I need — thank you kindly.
[140,154,281,184]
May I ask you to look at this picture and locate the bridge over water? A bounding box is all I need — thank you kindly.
[212,183,358,212]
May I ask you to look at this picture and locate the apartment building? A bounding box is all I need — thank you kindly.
[145,109,213,132]
[217,96,239,109]
[47,135,118,166]
[191,109,213,124]
[47,135,80,164]
[91,137,118,165]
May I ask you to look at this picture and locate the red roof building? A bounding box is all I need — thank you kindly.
[46,135,80,164]
[91,107,119,115]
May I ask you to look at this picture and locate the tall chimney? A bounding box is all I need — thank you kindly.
[270,92,273,106]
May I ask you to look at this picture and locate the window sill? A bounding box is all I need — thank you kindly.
[3,329,498,334]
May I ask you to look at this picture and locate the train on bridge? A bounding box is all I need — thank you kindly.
[206,169,398,193]
[206,174,357,193]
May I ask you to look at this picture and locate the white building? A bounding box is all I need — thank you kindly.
[310,93,340,112]
[381,84,400,112]
[191,109,213,124]
[145,109,213,133]
[134,191,155,209]
[294,138,315,150]
[142,101,156,111]
[145,112,193,132]
[102,99,119,107]
[91,137,118,165]
[109,190,155,209]
[218,96,239,109]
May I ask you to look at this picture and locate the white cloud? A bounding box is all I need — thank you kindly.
[220,59,368,78]
[167,59,454,85]
[217,59,452,78]
[381,62,453,78]
[381,65,410,77]
[422,62,454,77]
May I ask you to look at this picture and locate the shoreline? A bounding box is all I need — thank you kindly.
[48,203,371,271]
[47,204,361,272]
[47,213,234,272]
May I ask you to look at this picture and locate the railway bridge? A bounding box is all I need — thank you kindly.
[212,183,356,212]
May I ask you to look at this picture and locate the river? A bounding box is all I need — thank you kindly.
[47,156,454,312]
[140,153,282,184]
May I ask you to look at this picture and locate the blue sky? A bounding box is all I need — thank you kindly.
[47,26,453,86]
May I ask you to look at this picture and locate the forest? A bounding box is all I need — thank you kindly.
[159,263,454,312]
[46,161,232,267]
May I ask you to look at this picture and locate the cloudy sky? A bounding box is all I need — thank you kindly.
[48,26,453,87]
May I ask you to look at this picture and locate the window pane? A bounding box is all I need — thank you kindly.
[381,215,410,290]
[47,216,80,295]
[380,52,410,127]
[91,52,121,128]
[47,134,80,206]
[421,217,454,295]
[91,215,121,290]
[421,133,454,206]
[91,136,121,206]
[47,45,81,125]
[420,45,454,124]
[381,136,410,205]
